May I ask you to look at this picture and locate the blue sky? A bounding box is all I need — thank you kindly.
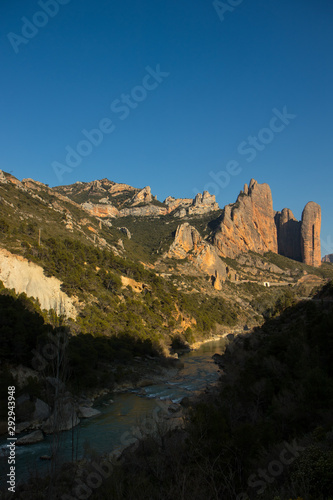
[1,0,332,255]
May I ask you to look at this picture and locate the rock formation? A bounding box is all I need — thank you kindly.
[301,202,321,267]
[82,201,120,218]
[212,179,321,267]
[166,223,235,286]
[214,179,278,259]
[131,186,153,205]
[165,191,220,217]
[119,227,131,239]
[0,248,77,318]
[275,208,302,261]
[322,254,333,263]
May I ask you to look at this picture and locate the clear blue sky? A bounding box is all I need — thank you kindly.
[1,0,332,256]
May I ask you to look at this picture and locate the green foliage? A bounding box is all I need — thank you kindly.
[179,293,238,335]
[0,290,47,364]
[290,445,333,498]
[0,218,9,233]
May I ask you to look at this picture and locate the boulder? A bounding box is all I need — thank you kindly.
[16,430,44,446]
[33,399,51,422]
[78,407,101,418]
[41,399,80,434]
[168,403,181,413]
[15,421,31,434]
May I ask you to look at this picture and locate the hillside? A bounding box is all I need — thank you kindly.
[0,170,333,499]
[0,169,331,353]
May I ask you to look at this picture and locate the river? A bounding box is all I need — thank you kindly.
[0,337,227,489]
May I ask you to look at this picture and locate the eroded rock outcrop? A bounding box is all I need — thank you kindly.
[214,179,278,259]
[82,201,120,218]
[166,223,231,286]
[275,208,302,261]
[166,191,220,217]
[213,179,321,267]
[0,248,77,318]
[322,254,333,263]
[131,186,153,206]
[301,202,321,267]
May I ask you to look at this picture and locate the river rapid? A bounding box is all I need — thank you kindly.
[0,337,227,488]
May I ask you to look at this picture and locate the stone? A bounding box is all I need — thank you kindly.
[275,208,302,261]
[168,403,181,413]
[166,223,230,283]
[174,208,187,218]
[0,170,7,183]
[82,202,119,218]
[214,179,278,259]
[301,202,321,267]
[322,254,333,263]
[213,271,222,290]
[15,421,31,434]
[164,191,219,216]
[120,205,166,217]
[188,191,219,215]
[16,393,31,405]
[16,430,44,445]
[131,186,153,205]
[0,248,77,318]
[33,399,51,422]
[119,227,131,239]
[41,399,80,434]
[46,377,66,393]
[77,407,101,418]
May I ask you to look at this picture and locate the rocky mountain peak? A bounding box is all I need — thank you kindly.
[214,179,278,259]
[132,186,153,206]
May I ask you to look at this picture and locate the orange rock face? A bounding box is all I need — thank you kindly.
[214,179,278,259]
[166,223,229,286]
[82,202,119,218]
[301,202,321,267]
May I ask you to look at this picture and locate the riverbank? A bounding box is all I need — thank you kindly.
[1,337,229,496]
[189,325,246,350]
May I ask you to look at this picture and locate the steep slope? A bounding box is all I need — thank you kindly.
[165,223,235,289]
[212,178,321,267]
[213,179,278,258]
[0,248,76,318]
[301,201,322,267]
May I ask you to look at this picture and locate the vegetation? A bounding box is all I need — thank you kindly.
[1,177,333,499]
[92,283,333,499]
[7,282,333,499]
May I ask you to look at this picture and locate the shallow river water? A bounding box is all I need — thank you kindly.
[0,337,227,488]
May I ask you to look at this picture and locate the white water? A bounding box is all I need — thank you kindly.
[0,337,226,489]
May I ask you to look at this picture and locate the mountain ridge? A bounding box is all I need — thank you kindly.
[0,170,322,268]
